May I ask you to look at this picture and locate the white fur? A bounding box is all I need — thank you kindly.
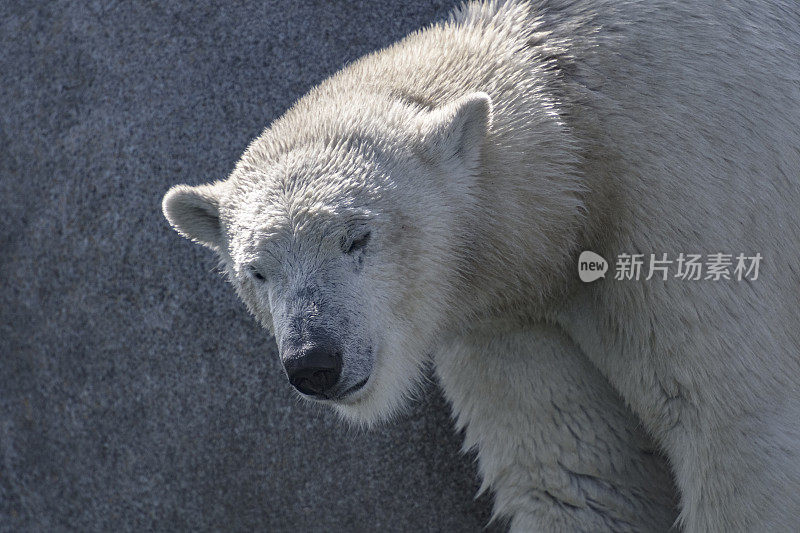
[163,0,800,530]
[436,322,677,531]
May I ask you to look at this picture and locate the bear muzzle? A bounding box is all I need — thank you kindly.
[282,344,343,398]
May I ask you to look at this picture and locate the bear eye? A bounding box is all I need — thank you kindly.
[248,265,266,281]
[344,231,371,254]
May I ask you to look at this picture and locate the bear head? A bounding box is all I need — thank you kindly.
[163,92,492,425]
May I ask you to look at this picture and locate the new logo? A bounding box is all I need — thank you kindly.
[578,251,608,282]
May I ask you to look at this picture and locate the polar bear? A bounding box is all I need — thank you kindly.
[163,0,800,530]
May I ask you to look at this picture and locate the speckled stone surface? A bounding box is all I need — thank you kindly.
[0,1,500,530]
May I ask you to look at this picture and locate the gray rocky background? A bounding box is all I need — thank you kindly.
[0,1,501,530]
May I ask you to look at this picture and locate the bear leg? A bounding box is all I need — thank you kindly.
[435,322,678,531]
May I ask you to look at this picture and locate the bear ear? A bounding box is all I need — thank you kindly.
[416,92,492,167]
[162,182,225,251]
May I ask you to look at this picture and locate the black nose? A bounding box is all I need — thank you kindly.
[284,346,342,397]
